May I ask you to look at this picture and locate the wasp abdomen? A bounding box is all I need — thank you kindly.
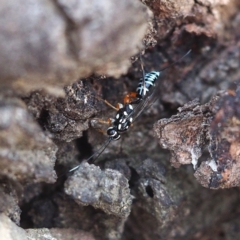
[136,71,160,98]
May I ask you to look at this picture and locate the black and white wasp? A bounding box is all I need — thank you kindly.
[69,50,191,172]
[106,103,134,141]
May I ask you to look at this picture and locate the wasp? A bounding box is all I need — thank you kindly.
[69,50,191,172]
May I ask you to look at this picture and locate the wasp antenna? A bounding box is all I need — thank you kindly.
[69,165,81,173]
[159,49,191,72]
[68,138,112,173]
[90,137,112,164]
[139,54,146,80]
[139,54,147,96]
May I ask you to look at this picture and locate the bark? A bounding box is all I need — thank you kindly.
[0,0,240,240]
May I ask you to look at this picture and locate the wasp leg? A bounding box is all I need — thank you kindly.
[95,128,105,134]
[90,118,113,130]
[94,95,120,111]
[103,99,119,111]
[98,118,113,125]
[89,118,114,138]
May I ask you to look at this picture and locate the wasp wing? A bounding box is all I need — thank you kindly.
[129,49,191,122]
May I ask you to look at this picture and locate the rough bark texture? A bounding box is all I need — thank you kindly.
[0,0,240,240]
[0,0,148,94]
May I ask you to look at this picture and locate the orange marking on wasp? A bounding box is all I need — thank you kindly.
[123,92,138,104]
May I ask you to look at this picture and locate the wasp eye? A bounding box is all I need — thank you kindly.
[107,128,116,136]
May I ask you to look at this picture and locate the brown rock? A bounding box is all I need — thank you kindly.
[26,228,96,240]
[0,214,27,240]
[64,162,133,218]
[0,0,148,93]
[0,97,57,183]
[195,89,240,188]
[153,99,211,169]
